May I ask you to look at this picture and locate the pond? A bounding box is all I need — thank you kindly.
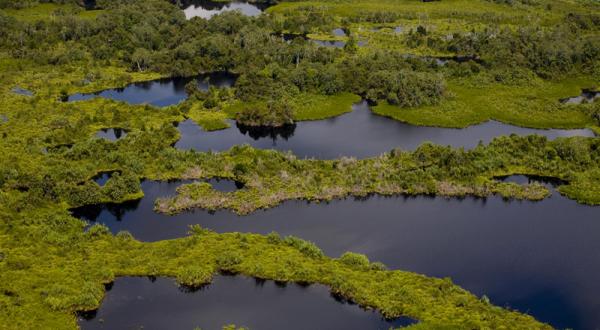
[181,0,273,19]
[92,171,120,186]
[175,101,595,158]
[332,28,347,37]
[67,72,236,107]
[561,89,600,104]
[12,87,33,96]
[78,275,417,330]
[71,179,600,330]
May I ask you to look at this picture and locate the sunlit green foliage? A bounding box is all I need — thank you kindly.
[0,0,599,329]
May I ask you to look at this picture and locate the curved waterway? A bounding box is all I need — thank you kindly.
[181,0,273,19]
[79,275,416,329]
[67,72,236,107]
[175,101,595,158]
[71,180,600,330]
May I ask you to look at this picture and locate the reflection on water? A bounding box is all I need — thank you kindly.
[78,275,417,330]
[96,128,127,141]
[206,177,245,192]
[67,72,236,107]
[181,0,273,19]
[71,179,600,330]
[92,171,120,186]
[560,89,600,104]
[495,174,567,188]
[174,101,595,158]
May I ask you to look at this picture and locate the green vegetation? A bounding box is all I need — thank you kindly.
[1,3,104,22]
[154,136,598,215]
[1,0,599,328]
[374,75,599,129]
[0,217,551,329]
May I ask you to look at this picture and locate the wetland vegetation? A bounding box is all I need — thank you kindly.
[0,0,599,329]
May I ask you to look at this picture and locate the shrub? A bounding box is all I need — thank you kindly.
[339,252,370,269]
[176,266,213,288]
[86,224,110,238]
[283,236,324,259]
[216,251,243,271]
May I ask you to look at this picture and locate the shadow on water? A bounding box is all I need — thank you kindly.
[180,0,274,19]
[174,101,595,159]
[67,72,236,107]
[78,275,417,330]
[495,174,568,189]
[236,122,297,140]
[92,171,121,186]
[206,177,245,192]
[70,179,600,329]
[560,89,600,104]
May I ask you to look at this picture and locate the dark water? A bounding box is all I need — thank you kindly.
[277,33,308,43]
[92,171,119,186]
[83,0,96,10]
[561,89,600,104]
[79,276,416,330]
[181,0,272,19]
[496,174,567,187]
[206,177,245,192]
[96,128,127,141]
[68,72,236,107]
[175,101,595,158]
[71,179,600,330]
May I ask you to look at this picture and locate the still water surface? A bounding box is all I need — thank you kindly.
[175,101,595,158]
[181,0,272,19]
[67,72,236,107]
[79,275,416,329]
[72,179,600,329]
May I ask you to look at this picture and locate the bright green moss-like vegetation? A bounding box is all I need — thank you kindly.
[374,75,599,129]
[0,214,551,329]
[153,136,596,215]
[0,0,599,328]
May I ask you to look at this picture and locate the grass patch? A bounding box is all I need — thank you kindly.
[224,93,361,122]
[187,103,231,131]
[373,75,599,129]
[2,3,105,22]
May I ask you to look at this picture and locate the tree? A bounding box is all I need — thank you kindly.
[131,48,152,72]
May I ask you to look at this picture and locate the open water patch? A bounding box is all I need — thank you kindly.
[70,178,600,330]
[174,101,595,158]
[560,89,600,104]
[11,87,33,96]
[78,275,417,330]
[67,72,236,107]
[181,0,273,19]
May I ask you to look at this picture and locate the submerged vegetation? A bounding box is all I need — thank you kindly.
[0,0,599,328]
